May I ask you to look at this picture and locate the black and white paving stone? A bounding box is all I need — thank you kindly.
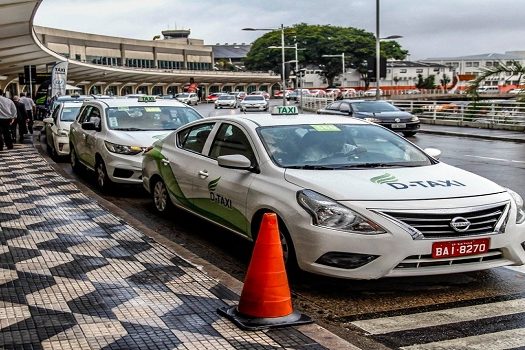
[0,145,326,350]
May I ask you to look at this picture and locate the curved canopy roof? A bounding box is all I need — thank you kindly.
[0,1,279,88]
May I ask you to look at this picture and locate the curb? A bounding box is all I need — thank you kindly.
[418,129,525,143]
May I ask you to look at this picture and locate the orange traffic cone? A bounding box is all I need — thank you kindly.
[218,213,312,330]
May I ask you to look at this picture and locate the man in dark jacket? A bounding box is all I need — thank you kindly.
[12,96,28,143]
[0,88,16,150]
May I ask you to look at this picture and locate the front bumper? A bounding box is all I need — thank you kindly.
[378,121,421,133]
[101,149,144,184]
[286,196,525,279]
[54,135,70,156]
[240,104,267,110]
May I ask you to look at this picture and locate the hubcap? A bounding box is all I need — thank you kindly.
[153,181,167,211]
[97,163,105,187]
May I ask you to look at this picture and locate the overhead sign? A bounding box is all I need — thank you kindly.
[51,61,68,98]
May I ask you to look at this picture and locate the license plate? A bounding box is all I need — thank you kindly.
[432,238,490,258]
[391,123,406,128]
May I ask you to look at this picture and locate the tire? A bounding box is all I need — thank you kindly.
[152,178,172,214]
[95,159,112,192]
[403,131,417,137]
[70,145,83,173]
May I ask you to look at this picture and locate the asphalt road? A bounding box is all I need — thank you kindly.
[40,102,525,349]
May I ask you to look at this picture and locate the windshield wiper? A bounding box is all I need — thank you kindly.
[113,127,144,131]
[339,162,411,168]
[286,165,338,170]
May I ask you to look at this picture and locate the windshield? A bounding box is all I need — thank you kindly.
[60,106,81,121]
[352,101,400,113]
[106,106,202,131]
[178,93,190,98]
[258,124,432,169]
[219,96,235,100]
[244,96,265,101]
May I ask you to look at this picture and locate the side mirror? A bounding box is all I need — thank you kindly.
[217,154,252,170]
[43,117,53,124]
[81,121,97,131]
[424,147,442,160]
[340,105,350,114]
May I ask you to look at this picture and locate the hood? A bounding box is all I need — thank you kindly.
[284,163,505,201]
[107,130,172,147]
[355,111,413,121]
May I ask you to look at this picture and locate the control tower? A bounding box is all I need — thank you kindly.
[162,29,191,40]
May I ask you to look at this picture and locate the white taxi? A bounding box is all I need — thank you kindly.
[141,108,525,279]
[43,101,83,158]
[69,96,202,191]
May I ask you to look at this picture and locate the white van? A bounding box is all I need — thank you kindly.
[476,86,500,94]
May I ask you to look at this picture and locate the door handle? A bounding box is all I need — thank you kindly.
[198,170,209,178]
[161,159,169,166]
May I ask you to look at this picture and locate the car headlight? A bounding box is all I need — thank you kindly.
[507,189,525,224]
[58,129,69,137]
[410,116,419,122]
[364,117,382,123]
[297,190,386,234]
[105,141,144,155]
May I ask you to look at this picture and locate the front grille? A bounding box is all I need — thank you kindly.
[382,203,508,239]
[395,249,503,269]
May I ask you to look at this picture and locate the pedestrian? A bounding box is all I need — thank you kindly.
[12,96,28,143]
[19,92,35,134]
[0,88,16,150]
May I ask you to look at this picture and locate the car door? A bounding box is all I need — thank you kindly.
[70,105,92,163]
[191,122,258,235]
[165,122,216,208]
[46,105,61,148]
[323,102,341,115]
[77,106,101,168]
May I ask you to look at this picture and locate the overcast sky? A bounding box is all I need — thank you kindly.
[34,0,524,60]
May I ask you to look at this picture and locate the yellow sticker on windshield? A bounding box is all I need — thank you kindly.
[145,107,161,112]
[311,124,341,132]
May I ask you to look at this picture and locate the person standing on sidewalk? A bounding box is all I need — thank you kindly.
[20,92,35,134]
[12,95,28,143]
[0,89,16,150]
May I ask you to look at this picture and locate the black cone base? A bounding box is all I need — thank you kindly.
[217,305,313,331]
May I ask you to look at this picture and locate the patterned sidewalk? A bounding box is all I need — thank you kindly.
[0,145,326,350]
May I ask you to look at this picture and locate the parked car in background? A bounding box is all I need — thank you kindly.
[341,88,357,98]
[69,95,203,191]
[508,88,525,94]
[43,101,83,158]
[363,88,383,97]
[325,88,341,99]
[317,99,420,137]
[309,89,327,97]
[175,93,199,105]
[287,89,311,101]
[239,95,269,111]
[404,89,421,95]
[215,95,238,109]
[206,92,227,103]
[476,86,500,94]
[250,91,270,100]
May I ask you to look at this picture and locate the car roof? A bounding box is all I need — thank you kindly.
[202,113,370,127]
[62,101,84,107]
[85,97,187,108]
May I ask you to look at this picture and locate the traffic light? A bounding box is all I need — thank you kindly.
[367,57,387,81]
[281,62,291,80]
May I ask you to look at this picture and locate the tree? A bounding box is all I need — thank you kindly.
[215,59,236,71]
[244,23,408,87]
[440,74,451,90]
[467,60,525,100]
[415,74,436,89]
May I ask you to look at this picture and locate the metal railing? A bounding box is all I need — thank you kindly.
[391,100,525,127]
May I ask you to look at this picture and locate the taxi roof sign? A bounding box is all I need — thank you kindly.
[271,105,298,115]
[138,95,156,102]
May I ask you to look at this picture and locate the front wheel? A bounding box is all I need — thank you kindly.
[152,179,172,214]
[95,159,112,192]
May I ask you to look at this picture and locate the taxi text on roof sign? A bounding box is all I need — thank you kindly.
[271,106,298,115]
[138,96,157,102]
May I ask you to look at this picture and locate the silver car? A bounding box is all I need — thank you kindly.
[215,95,237,109]
[239,95,269,112]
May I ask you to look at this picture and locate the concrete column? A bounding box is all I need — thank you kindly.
[153,47,158,69]
[182,50,188,69]
[120,44,126,67]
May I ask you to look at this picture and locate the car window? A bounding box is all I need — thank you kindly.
[352,101,400,113]
[106,106,202,131]
[85,107,101,128]
[77,106,93,123]
[60,106,81,121]
[326,102,341,110]
[178,123,215,154]
[209,123,256,164]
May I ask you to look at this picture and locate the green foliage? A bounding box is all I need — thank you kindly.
[415,74,436,89]
[440,74,451,87]
[244,23,408,86]
[215,59,236,71]
[467,60,525,100]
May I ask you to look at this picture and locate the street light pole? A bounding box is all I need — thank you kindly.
[376,0,381,100]
[280,24,287,106]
